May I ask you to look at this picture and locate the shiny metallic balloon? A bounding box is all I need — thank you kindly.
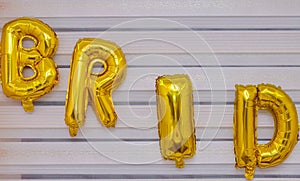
[65,38,127,137]
[156,74,196,168]
[1,17,59,112]
[257,84,298,168]
[234,84,298,180]
[233,85,258,179]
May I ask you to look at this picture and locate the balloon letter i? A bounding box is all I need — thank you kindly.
[156,74,196,168]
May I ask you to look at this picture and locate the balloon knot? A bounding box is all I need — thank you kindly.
[69,126,78,137]
[175,157,185,168]
[22,100,34,112]
[245,166,255,180]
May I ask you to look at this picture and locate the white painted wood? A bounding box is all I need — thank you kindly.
[10,179,300,181]
[4,67,296,91]
[3,89,300,106]
[0,67,298,92]
[0,1,300,180]
[0,126,278,140]
[47,31,300,54]
[0,164,299,176]
[48,53,300,66]
[1,0,300,17]
[2,17,300,29]
[0,141,299,165]
[0,104,291,128]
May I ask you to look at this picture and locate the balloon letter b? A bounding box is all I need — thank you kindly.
[65,38,127,137]
[234,84,298,180]
[156,74,196,168]
[1,17,59,112]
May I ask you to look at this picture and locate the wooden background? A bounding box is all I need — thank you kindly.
[1,0,300,180]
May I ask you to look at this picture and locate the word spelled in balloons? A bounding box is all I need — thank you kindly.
[0,17,300,180]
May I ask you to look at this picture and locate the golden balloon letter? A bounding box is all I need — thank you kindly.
[234,84,298,180]
[65,38,127,137]
[156,74,196,168]
[233,85,257,179]
[1,17,58,112]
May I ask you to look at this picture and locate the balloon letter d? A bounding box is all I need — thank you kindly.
[234,84,298,179]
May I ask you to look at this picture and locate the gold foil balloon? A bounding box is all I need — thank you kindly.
[1,17,59,112]
[234,84,298,180]
[257,84,298,167]
[233,85,257,179]
[65,38,127,137]
[156,74,196,168]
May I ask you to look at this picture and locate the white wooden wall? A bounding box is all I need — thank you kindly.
[1,0,300,180]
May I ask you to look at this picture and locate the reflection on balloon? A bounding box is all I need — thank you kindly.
[1,17,59,112]
[234,84,298,180]
[156,74,196,168]
[65,38,127,137]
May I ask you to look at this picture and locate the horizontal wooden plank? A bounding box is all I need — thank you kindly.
[1,67,294,91]
[0,141,299,165]
[5,176,300,181]
[51,31,300,54]
[1,0,300,17]
[1,1,300,180]
[0,141,229,165]
[0,126,277,140]
[53,53,300,67]
[39,90,300,103]
[2,17,300,30]
[0,104,292,128]
[4,179,300,181]
[3,30,300,54]
[11,180,299,181]
[2,30,300,53]
[1,89,299,104]
[1,164,300,180]
[0,102,288,141]
[11,177,300,180]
